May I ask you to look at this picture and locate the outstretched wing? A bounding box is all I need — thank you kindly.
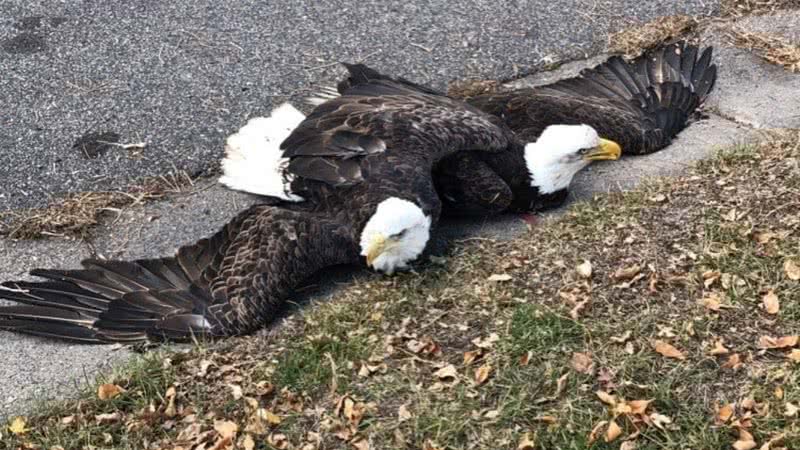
[0,205,360,343]
[466,42,717,154]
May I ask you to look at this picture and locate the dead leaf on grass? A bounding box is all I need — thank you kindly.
[463,350,482,365]
[611,330,632,343]
[653,340,686,360]
[785,402,799,417]
[612,264,641,280]
[398,404,412,422]
[723,353,743,369]
[474,364,492,385]
[576,260,593,279]
[733,428,757,450]
[785,259,800,281]
[588,420,609,444]
[8,417,27,435]
[570,299,589,319]
[97,383,125,400]
[214,420,239,440]
[95,412,122,424]
[488,274,512,282]
[596,391,617,405]
[763,291,780,315]
[716,403,735,424]
[605,419,622,443]
[787,349,800,363]
[517,432,536,450]
[758,335,799,349]
[709,340,730,355]
[433,364,458,381]
[571,352,594,374]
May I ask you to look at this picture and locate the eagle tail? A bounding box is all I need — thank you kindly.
[0,250,223,344]
[219,103,306,201]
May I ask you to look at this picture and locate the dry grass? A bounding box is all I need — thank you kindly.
[607,15,700,58]
[1,172,195,240]
[4,131,800,450]
[721,0,800,17]
[729,28,800,72]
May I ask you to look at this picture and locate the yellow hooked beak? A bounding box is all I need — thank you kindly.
[365,234,389,267]
[584,138,622,161]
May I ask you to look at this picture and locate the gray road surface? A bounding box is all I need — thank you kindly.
[1,0,712,210]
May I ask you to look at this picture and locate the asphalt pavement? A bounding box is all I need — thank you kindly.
[1,0,713,210]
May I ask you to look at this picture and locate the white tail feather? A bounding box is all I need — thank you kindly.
[219,103,306,201]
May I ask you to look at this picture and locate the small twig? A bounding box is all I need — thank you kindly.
[325,352,338,396]
[409,42,433,53]
[96,140,148,151]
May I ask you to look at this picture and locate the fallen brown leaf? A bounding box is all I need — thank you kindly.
[722,353,743,369]
[488,274,512,282]
[653,340,686,360]
[352,437,370,450]
[474,364,492,385]
[214,420,239,440]
[433,364,458,381]
[605,419,622,443]
[571,352,594,374]
[613,264,641,281]
[576,260,593,279]
[709,340,730,355]
[596,391,617,405]
[763,291,780,315]
[398,404,412,422]
[588,420,609,444]
[716,403,735,424]
[463,350,482,365]
[570,299,589,319]
[785,259,800,281]
[733,428,757,450]
[95,412,122,424]
[628,399,652,415]
[8,416,27,435]
[758,335,799,349]
[97,383,125,400]
[517,432,536,450]
[242,435,256,450]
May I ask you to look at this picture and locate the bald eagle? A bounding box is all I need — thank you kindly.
[0,65,603,342]
[436,41,717,214]
[300,42,716,216]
